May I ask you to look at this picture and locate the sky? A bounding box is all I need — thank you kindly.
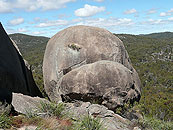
[0,0,173,37]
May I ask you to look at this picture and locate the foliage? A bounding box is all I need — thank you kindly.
[12,115,42,128]
[143,31,173,40]
[11,102,69,129]
[68,43,81,51]
[138,86,173,121]
[33,72,48,98]
[139,116,173,130]
[37,117,73,130]
[25,108,38,118]
[117,33,173,121]
[73,114,106,130]
[115,100,133,116]
[38,101,65,118]
[0,113,11,129]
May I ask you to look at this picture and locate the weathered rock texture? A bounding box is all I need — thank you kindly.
[60,61,141,110]
[43,25,141,110]
[12,99,140,130]
[65,101,133,130]
[12,93,47,115]
[0,23,42,97]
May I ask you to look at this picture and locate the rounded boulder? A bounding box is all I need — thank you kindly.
[43,25,136,101]
[58,60,141,110]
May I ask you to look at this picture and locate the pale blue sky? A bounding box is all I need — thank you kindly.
[0,0,173,37]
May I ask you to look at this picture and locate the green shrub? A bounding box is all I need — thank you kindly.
[25,109,38,118]
[74,114,106,130]
[117,34,173,121]
[68,43,81,51]
[38,101,65,118]
[139,116,173,130]
[136,86,173,121]
[0,113,11,129]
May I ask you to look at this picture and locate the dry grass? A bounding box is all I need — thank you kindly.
[37,117,73,130]
[11,115,73,130]
[11,115,41,128]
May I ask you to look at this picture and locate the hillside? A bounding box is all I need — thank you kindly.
[9,32,173,122]
[116,33,173,122]
[9,33,49,53]
[142,32,173,40]
[116,34,172,87]
[9,34,49,69]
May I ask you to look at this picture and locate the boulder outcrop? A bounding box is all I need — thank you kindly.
[43,25,141,110]
[65,101,140,130]
[59,61,141,110]
[0,23,42,97]
[11,97,140,130]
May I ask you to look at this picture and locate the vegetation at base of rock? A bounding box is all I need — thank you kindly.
[12,115,57,129]
[38,101,65,118]
[8,102,71,129]
[25,109,39,118]
[12,115,42,128]
[115,100,133,116]
[24,101,65,119]
[73,114,106,130]
[4,101,106,130]
[0,113,12,129]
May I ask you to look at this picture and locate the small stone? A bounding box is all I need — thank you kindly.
[133,127,141,130]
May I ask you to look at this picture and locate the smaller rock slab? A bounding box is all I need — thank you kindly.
[12,93,48,115]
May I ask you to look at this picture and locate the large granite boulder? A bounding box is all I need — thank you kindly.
[43,25,141,109]
[57,61,140,110]
[0,23,42,97]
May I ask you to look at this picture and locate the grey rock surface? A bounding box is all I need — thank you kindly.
[133,127,142,130]
[59,61,141,110]
[11,94,137,130]
[12,93,47,115]
[65,101,131,130]
[43,25,140,101]
[0,23,42,97]
[17,125,37,130]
